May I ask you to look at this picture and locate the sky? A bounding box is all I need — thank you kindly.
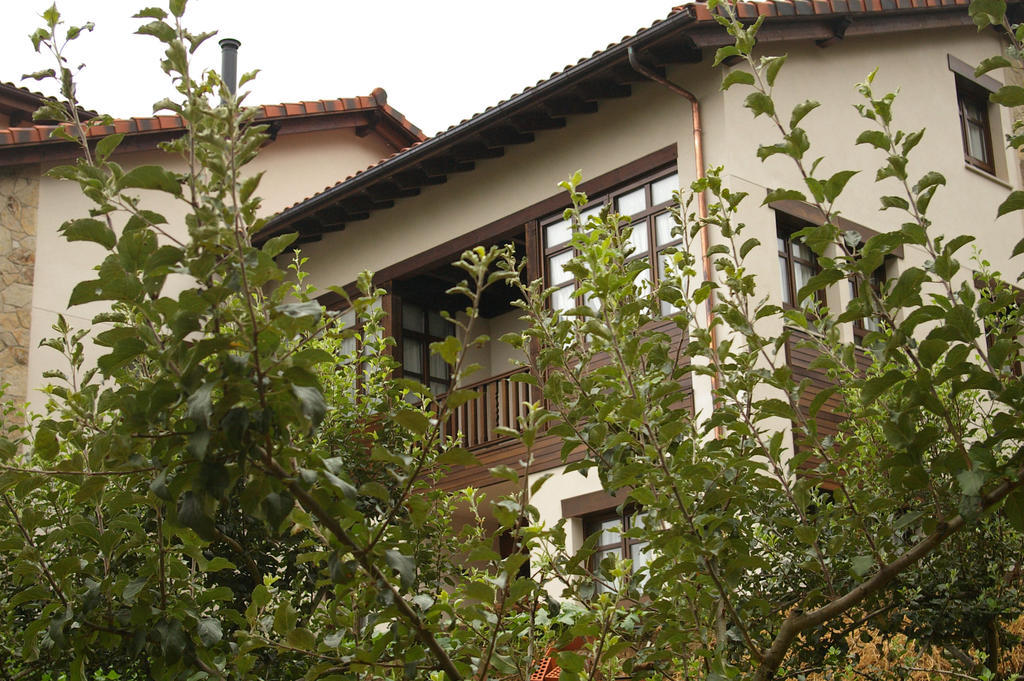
[1,1,680,136]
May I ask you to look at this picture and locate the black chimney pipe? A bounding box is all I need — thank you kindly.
[219,37,241,96]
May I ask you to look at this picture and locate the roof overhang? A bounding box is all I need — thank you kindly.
[258,0,1002,247]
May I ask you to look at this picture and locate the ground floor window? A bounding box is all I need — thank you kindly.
[584,507,653,592]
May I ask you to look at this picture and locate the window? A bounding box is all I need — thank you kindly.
[400,302,454,395]
[948,54,1001,177]
[542,166,680,315]
[584,508,653,592]
[849,260,887,343]
[777,218,821,309]
[957,78,995,174]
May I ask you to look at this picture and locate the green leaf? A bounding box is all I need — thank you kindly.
[969,0,1006,28]
[95,132,124,161]
[765,54,788,87]
[262,492,295,530]
[721,70,755,90]
[990,85,1024,107]
[61,218,116,249]
[880,195,910,211]
[851,555,874,577]
[197,618,222,647]
[744,91,775,118]
[763,188,806,205]
[118,165,181,195]
[292,385,327,428]
[1003,486,1024,532]
[187,383,214,427]
[436,447,479,466]
[855,130,889,151]
[789,100,819,129]
[430,336,461,365]
[276,301,322,320]
[273,601,297,637]
[169,0,187,17]
[713,45,741,66]
[997,191,1024,217]
[287,628,316,651]
[975,55,1012,76]
[956,469,986,496]
[824,170,858,202]
[385,550,416,589]
[262,232,298,258]
[395,409,430,435]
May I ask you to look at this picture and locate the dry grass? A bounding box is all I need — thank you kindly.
[800,616,1024,680]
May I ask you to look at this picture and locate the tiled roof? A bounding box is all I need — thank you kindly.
[262,0,983,239]
[0,81,97,124]
[0,86,424,148]
[689,0,970,21]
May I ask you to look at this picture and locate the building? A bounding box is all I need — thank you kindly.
[0,74,425,410]
[256,0,1024,576]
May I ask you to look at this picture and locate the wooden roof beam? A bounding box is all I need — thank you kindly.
[421,158,476,177]
[510,113,567,131]
[366,181,419,202]
[479,126,535,146]
[574,80,632,100]
[392,169,448,190]
[543,96,599,116]
[451,141,505,161]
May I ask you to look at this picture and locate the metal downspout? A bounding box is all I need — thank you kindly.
[627,47,721,405]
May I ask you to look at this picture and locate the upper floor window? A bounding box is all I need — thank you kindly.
[542,166,680,314]
[849,262,887,343]
[948,54,1001,177]
[777,218,821,309]
[958,78,995,174]
[401,302,453,395]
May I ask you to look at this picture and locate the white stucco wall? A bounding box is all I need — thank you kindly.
[25,126,395,410]
[292,23,1024,539]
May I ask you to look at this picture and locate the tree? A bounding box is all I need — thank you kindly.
[2,1,1024,680]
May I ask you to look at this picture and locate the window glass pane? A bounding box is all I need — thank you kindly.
[794,262,816,301]
[655,212,676,246]
[633,266,652,294]
[967,121,988,162]
[403,338,423,375]
[546,218,572,246]
[777,236,787,253]
[793,240,814,262]
[402,303,424,332]
[548,250,573,286]
[779,256,792,305]
[430,380,448,396]
[429,351,448,381]
[630,541,651,584]
[651,173,679,205]
[616,188,646,216]
[551,285,575,313]
[627,219,649,255]
[580,205,603,224]
[428,310,450,338]
[338,309,357,356]
[581,288,602,313]
[594,517,621,546]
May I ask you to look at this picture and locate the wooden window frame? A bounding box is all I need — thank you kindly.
[948,54,1000,176]
[399,300,454,394]
[777,215,823,309]
[958,79,996,174]
[541,163,680,312]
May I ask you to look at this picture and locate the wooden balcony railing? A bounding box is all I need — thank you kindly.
[442,368,532,450]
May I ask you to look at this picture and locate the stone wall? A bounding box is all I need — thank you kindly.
[0,165,39,406]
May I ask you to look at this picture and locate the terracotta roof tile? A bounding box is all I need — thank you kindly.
[0,92,425,149]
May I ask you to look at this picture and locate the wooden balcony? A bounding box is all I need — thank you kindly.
[442,368,533,450]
